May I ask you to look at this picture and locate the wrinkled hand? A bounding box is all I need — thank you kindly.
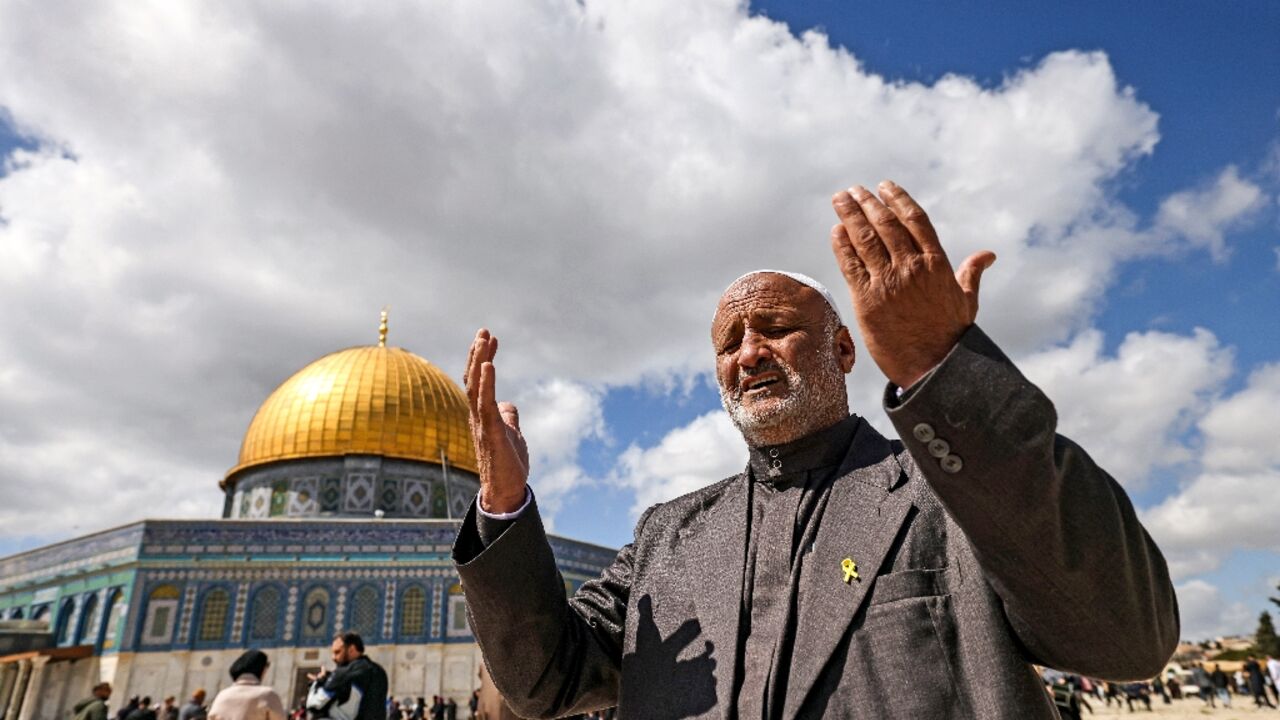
[464,329,530,514]
[830,181,996,389]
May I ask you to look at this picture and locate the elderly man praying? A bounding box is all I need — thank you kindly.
[452,181,1178,719]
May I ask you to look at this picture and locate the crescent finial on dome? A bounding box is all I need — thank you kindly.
[378,306,390,347]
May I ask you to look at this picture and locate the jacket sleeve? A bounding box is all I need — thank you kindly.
[885,324,1179,680]
[453,495,654,719]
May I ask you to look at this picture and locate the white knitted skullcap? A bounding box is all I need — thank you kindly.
[720,269,843,323]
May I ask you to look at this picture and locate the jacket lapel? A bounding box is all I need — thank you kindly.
[782,423,914,720]
[684,474,750,718]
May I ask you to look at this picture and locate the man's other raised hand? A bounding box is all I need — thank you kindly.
[464,329,530,514]
[830,181,996,390]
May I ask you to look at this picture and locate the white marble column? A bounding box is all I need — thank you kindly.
[3,661,32,720]
[15,657,49,720]
[0,663,19,719]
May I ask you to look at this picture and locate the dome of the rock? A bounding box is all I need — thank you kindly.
[227,344,477,480]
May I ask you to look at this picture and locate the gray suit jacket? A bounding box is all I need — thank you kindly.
[453,326,1179,719]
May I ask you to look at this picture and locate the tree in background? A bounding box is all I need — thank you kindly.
[1256,611,1280,657]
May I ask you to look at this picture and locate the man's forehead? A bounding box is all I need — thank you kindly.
[715,273,828,321]
[714,270,842,322]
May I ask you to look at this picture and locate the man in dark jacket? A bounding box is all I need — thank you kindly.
[1210,664,1231,707]
[177,690,207,720]
[73,683,113,720]
[456,181,1179,719]
[115,697,139,720]
[1245,657,1277,708]
[124,697,157,720]
[307,633,388,720]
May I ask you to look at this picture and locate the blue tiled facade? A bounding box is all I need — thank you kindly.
[0,518,616,655]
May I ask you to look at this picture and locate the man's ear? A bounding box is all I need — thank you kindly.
[836,326,855,373]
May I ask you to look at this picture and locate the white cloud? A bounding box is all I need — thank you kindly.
[1155,166,1268,261]
[1143,363,1280,578]
[1198,364,1280,472]
[611,411,746,515]
[0,0,1267,545]
[1018,328,1232,485]
[1175,579,1256,641]
[510,379,605,521]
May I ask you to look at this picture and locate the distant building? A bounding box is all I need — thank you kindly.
[0,321,614,720]
[1171,641,1207,664]
[1215,635,1254,653]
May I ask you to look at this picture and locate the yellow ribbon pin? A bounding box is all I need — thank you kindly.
[841,557,859,583]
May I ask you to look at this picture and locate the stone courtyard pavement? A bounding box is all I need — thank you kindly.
[1089,697,1280,719]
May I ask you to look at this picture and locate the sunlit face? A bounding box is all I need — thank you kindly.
[711,273,853,446]
[330,638,352,665]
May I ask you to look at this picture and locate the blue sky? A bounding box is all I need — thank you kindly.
[1,0,1277,641]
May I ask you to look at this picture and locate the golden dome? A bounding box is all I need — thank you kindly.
[226,343,478,481]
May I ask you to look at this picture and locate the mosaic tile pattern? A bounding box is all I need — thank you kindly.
[289,477,319,515]
[344,473,375,513]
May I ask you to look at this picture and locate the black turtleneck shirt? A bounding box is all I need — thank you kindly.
[734,413,860,720]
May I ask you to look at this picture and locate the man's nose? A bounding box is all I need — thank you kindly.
[737,330,771,368]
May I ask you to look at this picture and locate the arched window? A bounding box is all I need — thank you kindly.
[446,583,469,637]
[301,587,330,640]
[9,607,23,619]
[197,589,231,642]
[249,587,282,641]
[102,590,125,650]
[348,586,379,641]
[75,593,100,645]
[142,585,181,645]
[32,605,50,621]
[399,586,426,637]
[55,598,76,645]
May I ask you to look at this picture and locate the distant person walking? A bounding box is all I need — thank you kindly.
[1210,664,1231,707]
[1267,656,1280,705]
[1151,674,1170,704]
[116,698,140,720]
[73,683,113,720]
[1245,656,1278,708]
[1122,682,1151,712]
[125,697,158,720]
[1049,677,1082,720]
[179,690,208,720]
[1192,663,1215,707]
[209,650,287,720]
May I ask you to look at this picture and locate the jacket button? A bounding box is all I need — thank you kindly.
[927,438,950,458]
[912,423,935,442]
[941,454,963,474]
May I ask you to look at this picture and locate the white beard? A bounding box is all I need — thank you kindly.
[719,341,846,446]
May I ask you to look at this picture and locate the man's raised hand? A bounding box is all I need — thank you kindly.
[465,329,530,514]
[830,181,996,390]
